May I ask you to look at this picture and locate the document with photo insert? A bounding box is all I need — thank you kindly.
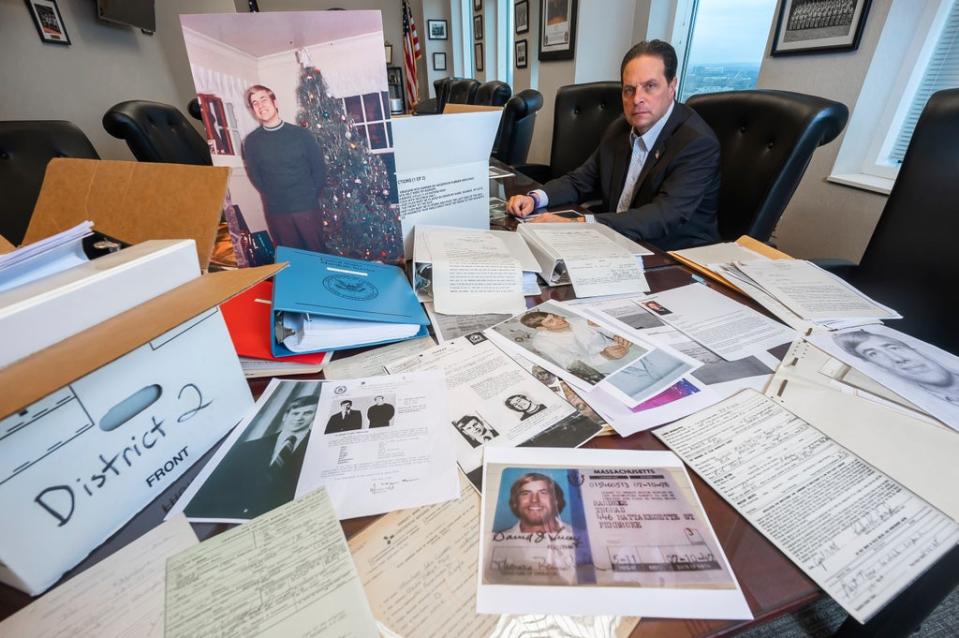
[519,224,649,297]
[640,283,796,361]
[171,379,323,524]
[295,371,459,519]
[655,390,959,624]
[321,336,435,380]
[0,515,196,638]
[165,489,378,638]
[808,325,959,431]
[733,259,901,322]
[477,446,752,619]
[486,300,699,409]
[766,339,959,521]
[424,301,510,343]
[427,229,525,315]
[385,333,603,490]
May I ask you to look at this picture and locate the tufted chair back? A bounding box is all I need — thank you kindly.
[687,89,847,241]
[0,120,100,245]
[548,82,623,179]
[474,81,512,106]
[492,89,543,165]
[102,100,212,165]
[447,79,481,105]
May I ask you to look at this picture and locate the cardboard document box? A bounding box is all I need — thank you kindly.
[0,239,200,368]
[0,263,281,595]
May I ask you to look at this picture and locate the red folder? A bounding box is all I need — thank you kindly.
[221,280,328,365]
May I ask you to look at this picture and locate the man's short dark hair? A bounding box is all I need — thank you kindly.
[620,40,678,83]
[520,311,550,329]
[453,414,482,430]
[245,84,276,108]
[340,399,353,407]
[508,472,566,518]
[374,395,384,401]
[285,396,315,413]
[504,394,529,411]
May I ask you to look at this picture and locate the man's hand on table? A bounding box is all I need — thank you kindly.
[506,194,537,218]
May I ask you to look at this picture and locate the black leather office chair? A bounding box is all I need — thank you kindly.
[187,98,202,122]
[828,88,959,355]
[102,100,212,165]
[474,81,512,106]
[515,81,622,183]
[447,79,481,105]
[0,121,100,245]
[686,89,848,242]
[492,89,543,165]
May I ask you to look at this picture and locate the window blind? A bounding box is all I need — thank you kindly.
[889,0,959,164]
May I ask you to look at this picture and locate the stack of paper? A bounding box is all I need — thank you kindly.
[272,247,429,355]
[715,259,900,331]
[668,235,790,292]
[0,221,92,293]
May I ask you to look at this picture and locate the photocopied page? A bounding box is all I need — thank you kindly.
[0,516,197,638]
[522,225,649,298]
[295,371,460,519]
[321,336,435,379]
[655,390,959,624]
[641,283,796,361]
[165,489,378,638]
[425,227,525,315]
[477,447,752,619]
[423,301,510,343]
[385,333,603,490]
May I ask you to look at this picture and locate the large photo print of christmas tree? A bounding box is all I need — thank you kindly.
[180,11,403,265]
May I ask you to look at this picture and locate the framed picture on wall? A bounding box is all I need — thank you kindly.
[427,19,448,40]
[25,0,70,45]
[475,43,484,72]
[771,0,872,55]
[515,40,528,68]
[473,14,483,41]
[385,44,393,63]
[433,52,447,71]
[515,0,529,34]
[538,0,577,61]
[473,0,483,12]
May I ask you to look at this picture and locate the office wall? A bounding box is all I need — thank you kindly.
[757,0,893,262]
[0,0,235,160]
[422,0,453,97]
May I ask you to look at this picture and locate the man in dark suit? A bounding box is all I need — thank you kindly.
[367,395,395,428]
[325,399,362,433]
[506,40,720,251]
[183,395,317,520]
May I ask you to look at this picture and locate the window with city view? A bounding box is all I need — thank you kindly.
[679,0,778,102]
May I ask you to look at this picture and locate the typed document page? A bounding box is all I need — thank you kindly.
[655,390,959,624]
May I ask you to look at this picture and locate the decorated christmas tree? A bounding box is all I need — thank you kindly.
[295,65,403,263]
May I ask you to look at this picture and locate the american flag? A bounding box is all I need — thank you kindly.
[402,0,421,110]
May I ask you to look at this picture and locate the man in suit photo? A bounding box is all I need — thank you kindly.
[506,39,721,251]
[325,399,363,434]
[367,395,395,428]
[183,392,319,520]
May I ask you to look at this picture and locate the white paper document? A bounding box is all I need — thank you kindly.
[767,339,959,521]
[477,446,752,619]
[655,390,959,624]
[385,334,603,490]
[642,283,796,361]
[165,489,379,638]
[734,259,901,322]
[0,516,197,638]
[295,371,460,519]
[0,221,92,293]
[669,241,769,268]
[321,336,435,379]
[424,301,510,343]
[425,227,525,315]
[809,325,959,430]
[520,224,648,297]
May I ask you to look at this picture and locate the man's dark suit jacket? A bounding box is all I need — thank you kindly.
[541,102,721,251]
[325,409,362,434]
[183,431,309,520]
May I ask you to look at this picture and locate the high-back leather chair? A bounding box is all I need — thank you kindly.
[0,120,100,245]
[474,81,512,106]
[492,89,543,165]
[516,81,622,183]
[102,100,211,165]
[687,89,847,242]
[447,79,481,105]
[187,98,203,121]
[837,88,959,353]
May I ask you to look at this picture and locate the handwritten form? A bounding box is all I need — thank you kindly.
[655,390,959,624]
[0,515,197,638]
[165,489,378,638]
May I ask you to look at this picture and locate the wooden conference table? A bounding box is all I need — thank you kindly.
[0,162,822,637]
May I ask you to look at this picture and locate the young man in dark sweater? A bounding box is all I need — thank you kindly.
[243,84,328,252]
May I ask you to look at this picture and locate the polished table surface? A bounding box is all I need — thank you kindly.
[0,162,822,636]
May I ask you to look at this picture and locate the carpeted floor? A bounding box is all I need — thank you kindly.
[737,586,959,637]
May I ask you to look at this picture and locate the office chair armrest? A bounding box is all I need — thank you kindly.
[514,163,550,184]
